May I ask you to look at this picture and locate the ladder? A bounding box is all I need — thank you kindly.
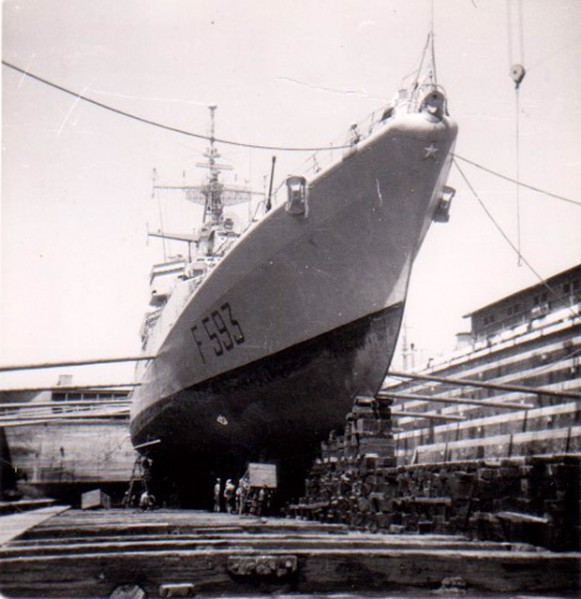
[123,455,146,508]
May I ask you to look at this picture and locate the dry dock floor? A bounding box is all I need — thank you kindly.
[0,507,579,598]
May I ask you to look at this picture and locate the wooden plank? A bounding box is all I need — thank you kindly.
[0,356,152,373]
[396,401,580,437]
[0,400,130,409]
[0,534,512,558]
[0,547,578,597]
[496,512,551,524]
[392,410,465,422]
[387,370,581,401]
[0,506,70,546]
[412,426,581,459]
[0,385,135,396]
[1,510,578,596]
[378,391,533,410]
[1,415,129,427]
[0,498,55,515]
[18,512,348,540]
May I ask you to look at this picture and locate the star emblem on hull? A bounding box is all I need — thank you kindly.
[423,143,438,160]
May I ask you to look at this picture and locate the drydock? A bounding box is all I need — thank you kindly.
[0,507,580,598]
[1,266,580,597]
[2,5,581,596]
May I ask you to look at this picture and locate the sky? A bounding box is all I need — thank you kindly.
[1,0,580,388]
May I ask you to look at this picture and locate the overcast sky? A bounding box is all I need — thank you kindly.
[2,0,580,387]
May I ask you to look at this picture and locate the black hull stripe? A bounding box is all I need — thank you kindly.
[131,303,404,449]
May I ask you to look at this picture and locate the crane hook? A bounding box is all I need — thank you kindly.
[510,64,526,89]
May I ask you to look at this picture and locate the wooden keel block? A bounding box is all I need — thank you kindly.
[227,554,298,579]
[159,582,196,597]
[109,584,147,599]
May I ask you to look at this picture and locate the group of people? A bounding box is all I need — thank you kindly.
[213,477,273,516]
[122,487,156,510]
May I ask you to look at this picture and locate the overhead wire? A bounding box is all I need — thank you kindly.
[4,59,579,211]
[453,156,539,277]
[2,60,351,153]
[506,0,528,266]
[517,0,525,65]
[412,33,432,91]
[453,155,581,208]
[453,158,578,321]
[505,0,514,67]
[527,34,581,72]
[515,84,523,266]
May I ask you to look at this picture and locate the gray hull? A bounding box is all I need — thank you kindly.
[134,303,404,504]
[130,106,458,503]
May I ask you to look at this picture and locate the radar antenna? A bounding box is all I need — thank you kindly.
[152,106,259,228]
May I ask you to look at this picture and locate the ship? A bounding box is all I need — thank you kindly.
[129,75,458,505]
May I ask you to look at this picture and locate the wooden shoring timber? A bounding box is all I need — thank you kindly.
[0,420,130,428]
[376,391,533,410]
[0,411,130,426]
[0,355,154,373]
[387,369,581,400]
[0,404,130,416]
[391,410,465,422]
[0,383,139,394]
[0,400,131,410]
[0,416,130,427]
[1,538,580,596]
[133,439,161,450]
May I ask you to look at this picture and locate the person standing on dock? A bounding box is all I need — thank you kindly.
[237,477,249,514]
[139,489,155,511]
[235,480,243,514]
[257,486,268,516]
[224,479,236,514]
[213,478,221,512]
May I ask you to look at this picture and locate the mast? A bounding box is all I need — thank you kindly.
[150,105,257,254]
[196,104,232,225]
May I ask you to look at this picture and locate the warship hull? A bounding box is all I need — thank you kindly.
[130,106,458,503]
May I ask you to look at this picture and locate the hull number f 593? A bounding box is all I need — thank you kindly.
[191,302,245,363]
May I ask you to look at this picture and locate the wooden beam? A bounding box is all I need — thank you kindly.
[0,409,130,423]
[0,383,138,393]
[0,356,154,373]
[0,415,130,427]
[391,410,465,422]
[387,370,581,400]
[0,408,129,422]
[377,391,532,411]
[133,439,161,450]
[0,400,130,410]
